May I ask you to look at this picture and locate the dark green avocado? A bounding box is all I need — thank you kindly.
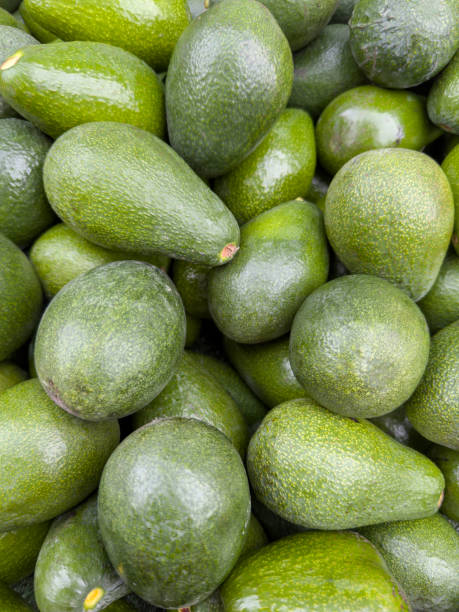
[418,253,459,332]
[172,260,210,319]
[0,582,34,611]
[428,51,459,135]
[0,521,49,584]
[429,445,459,522]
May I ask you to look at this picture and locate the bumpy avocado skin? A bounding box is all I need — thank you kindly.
[361,514,459,612]
[0,521,49,584]
[0,361,27,394]
[442,144,459,254]
[418,254,459,332]
[221,531,409,611]
[406,321,459,450]
[428,51,459,135]
[0,379,120,531]
[349,0,459,88]
[172,260,210,319]
[18,1,59,42]
[166,0,293,179]
[213,109,316,224]
[325,148,454,301]
[0,582,34,611]
[0,25,37,118]
[98,418,251,608]
[429,445,459,522]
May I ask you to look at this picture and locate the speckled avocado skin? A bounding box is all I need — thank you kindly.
[172,260,210,319]
[429,445,459,522]
[0,582,33,611]
[361,514,459,612]
[0,521,49,584]
[18,1,59,42]
[428,51,459,135]
[325,148,454,301]
[221,531,409,611]
[0,361,27,394]
[0,41,165,139]
[98,418,251,608]
[0,379,120,531]
[0,25,37,118]
[43,122,240,266]
[418,254,459,332]
[247,398,444,529]
[35,261,186,421]
[166,0,293,179]
[442,144,459,254]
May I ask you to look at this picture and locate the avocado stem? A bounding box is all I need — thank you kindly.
[84,587,104,610]
[0,51,23,71]
[220,243,238,262]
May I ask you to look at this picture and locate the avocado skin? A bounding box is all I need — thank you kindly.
[0,6,18,25]
[248,398,444,530]
[98,417,251,608]
[371,407,430,454]
[325,148,454,301]
[290,275,430,419]
[0,521,49,584]
[18,1,59,42]
[0,25,37,118]
[442,144,459,254]
[406,321,459,450]
[0,582,33,611]
[361,515,459,612]
[43,122,240,266]
[213,109,316,224]
[185,313,201,349]
[166,0,293,179]
[35,261,186,422]
[317,85,440,175]
[428,51,459,135]
[0,379,120,531]
[0,361,27,394]
[0,41,165,139]
[209,200,329,344]
[221,531,409,611]
[349,0,459,88]
[418,254,459,333]
[429,445,459,522]
[172,260,210,319]
[331,0,357,23]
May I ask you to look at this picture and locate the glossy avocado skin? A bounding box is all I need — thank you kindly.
[209,200,329,344]
[371,406,430,454]
[166,0,293,179]
[325,148,454,301]
[349,0,459,88]
[35,261,186,422]
[0,379,119,531]
[18,1,59,42]
[406,321,459,451]
[213,109,316,224]
[98,418,251,608]
[0,582,34,611]
[0,25,37,118]
[43,122,240,266]
[21,0,190,71]
[0,521,49,584]
[247,398,444,530]
[172,260,210,319]
[428,51,459,135]
[317,85,440,175]
[0,41,165,139]
[0,361,27,394]
[418,254,459,333]
[429,445,459,521]
[221,531,409,611]
[361,515,459,612]
[331,0,357,23]
[442,144,459,254]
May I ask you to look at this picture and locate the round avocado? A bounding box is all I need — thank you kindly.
[429,445,459,522]
[0,520,49,584]
[0,361,27,395]
[172,260,210,319]
[428,51,459,135]
[418,254,459,333]
[442,144,459,254]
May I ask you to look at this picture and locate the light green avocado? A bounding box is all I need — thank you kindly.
[442,144,459,254]
[172,260,210,319]
[0,521,49,584]
[418,254,459,332]
[0,361,27,394]
[429,445,459,522]
[0,582,34,611]
[18,1,59,42]
[428,51,459,135]
[0,6,18,25]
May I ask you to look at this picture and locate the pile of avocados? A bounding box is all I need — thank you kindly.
[0,0,458,610]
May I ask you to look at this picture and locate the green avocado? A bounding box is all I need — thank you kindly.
[289,25,366,120]
[221,531,409,611]
[0,233,42,361]
[0,379,119,531]
[0,6,18,25]
[428,51,459,135]
[248,398,444,530]
[349,0,459,88]
[98,417,251,608]
[0,521,49,584]
[30,223,170,299]
[429,445,459,522]
[290,275,430,419]
[442,144,459,254]
[172,260,210,319]
[0,41,165,139]
[361,514,459,612]
[166,0,293,178]
[0,582,33,611]
[371,407,430,453]
[43,122,240,266]
[185,314,201,348]
[209,200,329,344]
[0,25,37,118]
[418,254,459,332]
[18,1,59,42]
[131,351,249,457]
[213,109,316,224]
[1,0,21,11]
[317,85,440,175]
[331,0,357,23]
[325,148,454,301]
[0,361,27,394]
[406,321,459,450]
[35,261,186,421]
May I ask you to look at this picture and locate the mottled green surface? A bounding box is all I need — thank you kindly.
[371,406,430,453]
[18,1,59,42]
[0,521,49,584]
[98,418,251,608]
[213,109,316,224]
[428,51,459,135]
[418,254,459,332]
[248,398,444,529]
[0,6,18,25]
[0,379,119,531]
[429,445,459,522]
[0,25,37,118]
[0,361,27,394]
[184,314,201,348]
[172,260,210,319]
[166,0,293,178]
[442,144,459,254]
[0,582,33,611]
[361,515,459,612]
[325,149,454,301]
[221,531,409,611]
[331,0,357,23]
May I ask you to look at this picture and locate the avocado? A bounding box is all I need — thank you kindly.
[418,254,459,332]
[166,0,293,178]
[35,261,186,422]
[289,25,366,120]
[442,144,459,254]
[0,379,119,531]
[0,361,27,394]
[185,313,201,348]
[221,531,409,611]
[371,407,430,453]
[98,417,251,608]
[213,109,316,224]
[131,351,249,457]
[0,233,42,361]
[0,41,165,139]
[30,223,170,299]
[0,25,37,118]
[361,514,459,612]
[429,445,459,522]
[0,582,34,611]
[248,398,444,529]
[209,200,329,344]
[349,0,459,88]
[172,261,210,319]
[0,521,49,584]
[18,1,59,42]
[1,0,20,11]
[428,51,459,135]
[0,6,18,25]
[290,275,430,419]
[406,321,459,450]
[317,85,440,175]
[325,148,454,301]
[43,122,240,266]
[331,0,357,23]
